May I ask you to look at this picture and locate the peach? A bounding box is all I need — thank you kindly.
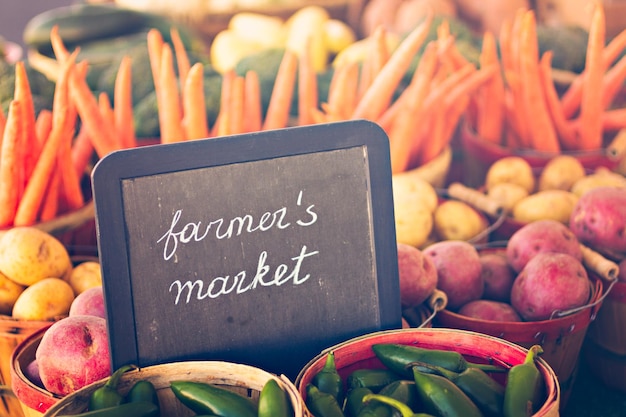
[397,243,438,308]
[69,286,106,319]
[36,315,111,396]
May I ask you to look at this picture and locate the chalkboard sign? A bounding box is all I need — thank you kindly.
[92,120,400,378]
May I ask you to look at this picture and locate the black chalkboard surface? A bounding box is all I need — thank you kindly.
[92,120,400,378]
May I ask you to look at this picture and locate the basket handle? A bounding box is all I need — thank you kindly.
[418,289,448,328]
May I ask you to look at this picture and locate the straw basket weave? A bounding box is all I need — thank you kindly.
[43,361,308,417]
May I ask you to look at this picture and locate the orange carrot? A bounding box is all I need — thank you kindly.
[49,25,71,62]
[170,27,191,88]
[244,70,263,132]
[297,38,318,126]
[422,63,476,110]
[352,14,433,120]
[58,93,84,212]
[98,92,115,131]
[578,2,606,150]
[518,11,559,152]
[182,62,209,140]
[499,19,514,75]
[216,70,235,136]
[263,49,298,130]
[157,43,185,143]
[229,75,245,135]
[477,31,504,144]
[147,28,164,98]
[326,61,359,120]
[35,109,52,148]
[70,60,118,158]
[0,106,6,148]
[602,52,626,109]
[370,26,390,80]
[0,100,23,226]
[602,107,626,130]
[14,61,38,197]
[39,168,60,221]
[114,55,137,149]
[71,125,94,178]
[443,65,498,113]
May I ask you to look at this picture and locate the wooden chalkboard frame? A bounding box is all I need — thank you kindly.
[92,120,400,377]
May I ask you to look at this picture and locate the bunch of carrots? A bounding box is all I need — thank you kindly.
[471,3,626,154]
[0,26,136,227]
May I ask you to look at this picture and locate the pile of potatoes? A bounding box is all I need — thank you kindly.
[0,227,102,321]
[483,155,626,225]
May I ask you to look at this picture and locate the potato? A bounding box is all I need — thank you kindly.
[0,227,72,286]
[392,173,439,213]
[433,200,488,241]
[394,198,433,248]
[485,156,535,193]
[486,182,529,213]
[538,155,586,191]
[12,278,75,321]
[0,271,25,315]
[512,190,578,224]
[68,261,102,295]
[570,170,626,197]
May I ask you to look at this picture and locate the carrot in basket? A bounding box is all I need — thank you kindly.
[518,10,559,152]
[58,97,83,212]
[229,75,245,135]
[578,2,605,150]
[352,14,433,121]
[35,109,52,148]
[499,19,514,75]
[244,70,262,132]
[14,61,38,197]
[0,107,5,145]
[71,125,94,178]
[297,38,318,126]
[538,51,578,150]
[477,31,504,144]
[170,26,191,88]
[158,43,185,143]
[0,100,23,227]
[263,49,298,130]
[147,29,164,93]
[370,26,390,79]
[602,53,626,110]
[602,107,626,131]
[49,25,70,62]
[326,61,359,120]
[181,62,209,140]
[114,55,137,149]
[39,168,60,222]
[98,92,115,131]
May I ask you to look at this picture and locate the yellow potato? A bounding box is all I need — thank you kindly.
[68,261,102,295]
[394,198,433,248]
[486,182,529,213]
[392,173,439,213]
[433,200,488,241]
[485,156,535,193]
[12,278,75,321]
[512,190,579,224]
[570,171,626,197]
[0,271,25,316]
[0,227,72,286]
[538,155,586,191]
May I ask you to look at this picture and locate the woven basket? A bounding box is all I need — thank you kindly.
[43,361,308,417]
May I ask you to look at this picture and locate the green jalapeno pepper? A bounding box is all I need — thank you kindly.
[61,401,159,417]
[503,345,544,417]
[258,378,293,417]
[377,380,420,412]
[345,387,374,417]
[312,351,345,404]
[305,383,346,417]
[361,393,436,417]
[170,380,257,417]
[126,379,160,413]
[88,364,136,410]
[346,369,401,392]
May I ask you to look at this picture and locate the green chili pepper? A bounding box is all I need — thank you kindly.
[503,345,544,417]
[258,378,293,417]
[346,369,401,392]
[170,380,257,417]
[60,401,159,417]
[305,383,346,417]
[377,380,420,412]
[312,351,345,404]
[361,393,436,417]
[345,387,374,417]
[126,380,160,412]
[408,361,504,417]
[411,366,484,417]
[88,364,136,410]
[372,344,503,378]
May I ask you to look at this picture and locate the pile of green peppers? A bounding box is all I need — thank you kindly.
[304,344,546,417]
[62,364,294,417]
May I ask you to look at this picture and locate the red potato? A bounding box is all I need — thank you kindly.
[69,286,106,319]
[506,219,582,272]
[479,252,515,302]
[423,240,483,309]
[25,359,44,389]
[457,299,522,322]
[397,243,438,308]
[36,315,111,396]
[510,252,591,321]
[569,186,626,253]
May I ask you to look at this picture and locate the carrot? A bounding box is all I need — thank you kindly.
[0,100,23,226]
[370,26,390,80]
[114,55,137,149]
[356,46,374,101]
[216,70,235,136]
[578,2,606,150]
[70,60,118,158]
[423,63,476,110]
[602,107,626,131]
[539,51,578,150]
[58,93,84,212]
[229,75,245,135]
[244,70,263,132]
[157,43,185,143]
[170,26,191,88]
[263,49,298,130]
[39,168,60,222]
[147,28,164,98]
[181,62,209,140]
[499,19,515,75]
[35,109,52,149]
[71,125,94,178]
[518,11,559,152]
[602,52,626,110]
[0,106,6,148]
[477,31,504,144]
[49,25,70,62]
[98,92,115,131]
[14,61,38,198]
[352,14,433,120]
[297,37,318,126]
[326,61,359,120]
